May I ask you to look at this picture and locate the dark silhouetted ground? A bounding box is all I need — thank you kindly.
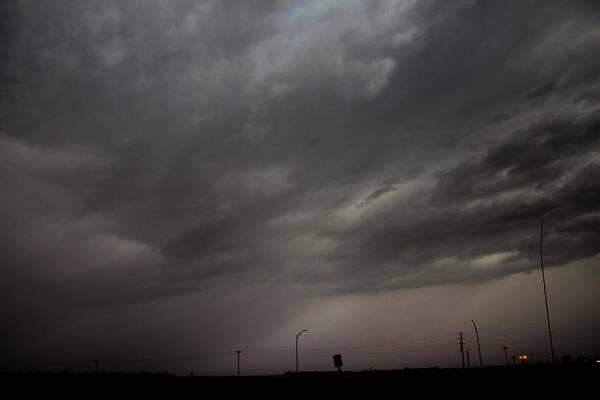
[1,363,598,397]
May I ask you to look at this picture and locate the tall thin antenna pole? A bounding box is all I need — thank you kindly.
[540,220,555,363]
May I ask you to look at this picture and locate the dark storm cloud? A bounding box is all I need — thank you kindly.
[432,112,600,204]
[1,1,600,363]
[313,109,600,293]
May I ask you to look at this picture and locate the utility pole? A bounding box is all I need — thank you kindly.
[459,332,465,369]
[471,320,483,368]
[502,346,509,367]
[466,349,471,368]
[540,220,555,363]
[236,351,242,377]
[296,329,308,373]
[94,359,99,373]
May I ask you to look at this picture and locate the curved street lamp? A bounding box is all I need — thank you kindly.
[471,320,483,368]
[296,329,308,373]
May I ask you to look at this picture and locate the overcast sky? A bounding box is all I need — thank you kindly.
[1,0,600,374]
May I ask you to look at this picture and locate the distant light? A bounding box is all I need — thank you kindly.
[596,360,600,363]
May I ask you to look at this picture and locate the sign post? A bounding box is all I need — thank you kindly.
[333,354,343,372]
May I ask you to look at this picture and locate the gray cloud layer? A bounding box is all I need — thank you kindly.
[315,111,600,292]
[1,0,600,365]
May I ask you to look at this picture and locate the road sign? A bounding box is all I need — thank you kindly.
[333,354,343,371]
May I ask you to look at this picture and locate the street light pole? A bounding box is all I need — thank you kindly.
[471,320,483,368]
[296,329,308,373]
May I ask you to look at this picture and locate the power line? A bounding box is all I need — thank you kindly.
[9,327,598,368]
[6,317,600,373]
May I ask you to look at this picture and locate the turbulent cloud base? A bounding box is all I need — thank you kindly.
[1,0,599,368]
